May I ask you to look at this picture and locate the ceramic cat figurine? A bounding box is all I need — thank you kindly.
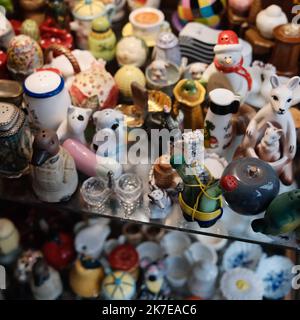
[256,122,283,163]
[57,106,92,146]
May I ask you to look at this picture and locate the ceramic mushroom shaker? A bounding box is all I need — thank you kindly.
[30,129,78,203]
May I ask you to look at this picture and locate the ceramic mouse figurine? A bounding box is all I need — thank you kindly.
[56,106,92,146]
[30,129,78,203]
[148,187,172,221]
[256,122,283,163]
[245,75,299,185]
[30,257,63,300]
[252,189,300,236]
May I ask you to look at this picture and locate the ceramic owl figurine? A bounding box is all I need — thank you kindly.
[30,129,78,203]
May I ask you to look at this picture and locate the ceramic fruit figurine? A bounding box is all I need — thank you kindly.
[70,0,116,50]
[0,5,14,50]
[114,65,146,100]
[69,256,104,298]
[92,108,125,160]
[139,259,171,300]
[252,189,300,236]
[20,19,40,41]
[19,0,46,26]
[15,250,43,284]
[7,35,43,81]
[146,60,180,96]
[102,271,136,300]
[204,88,240,156]
[243,75,299,185]
[220,158,280,215]
[69,61,119,111]
[0,218,20,265]
[30,257,63,300]
[88,16,117,61]
[152,32,182,67]
[256,5,287,40]
[187,261,218,299]
[173,79,206,130]
[148,187,172,221]
[173,0,226,31]
[116,36,148,68]
[56,106,92,146]
[108,244,139,280]
[30,129,78,203]
[75,222,111,259]
[0,102,32,178]
[24,68,71,131]
[42,232,75,270]
[63,139,123,179]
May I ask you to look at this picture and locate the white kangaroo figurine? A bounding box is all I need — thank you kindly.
[246,74,299,184]
[256,122,283,163]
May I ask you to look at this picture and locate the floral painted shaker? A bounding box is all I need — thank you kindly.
[7,35,43,81]
[23,69,71,131]
[204,88,240,156]
[0,102,32,178]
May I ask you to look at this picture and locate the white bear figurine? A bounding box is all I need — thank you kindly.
[57,106,92,146]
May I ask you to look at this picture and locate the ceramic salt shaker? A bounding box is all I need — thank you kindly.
[256,5,288,40]
[30,257,63,300]
[187,261,218,299]
[24,69,71,131]
[0,102,32,178]
[30,129,78,203]
[204,88,240,156]
[0,5,14,50]
[152,32,182,67]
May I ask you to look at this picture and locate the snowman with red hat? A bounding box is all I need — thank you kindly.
[202,30,266,106]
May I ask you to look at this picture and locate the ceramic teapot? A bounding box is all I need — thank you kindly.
[0,102,32,178]
[70,0,116,49]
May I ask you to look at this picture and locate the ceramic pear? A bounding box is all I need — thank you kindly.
[30,129,78,203]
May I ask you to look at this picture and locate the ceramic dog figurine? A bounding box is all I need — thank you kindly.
[148,60,168,83]
[256,122,283,163]
[189,63,208,81]
[15,250,43,283]
[31,129,78,203]
[30,257,63,300]
[245,75,299,185]
[57,106,92,146]
[252,189,300,236]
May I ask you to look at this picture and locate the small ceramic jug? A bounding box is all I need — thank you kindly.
[0,102,32,178]
[187,261,218,299]
[204,88,240,156]
[24,69,71,131]
[88,16,117,61]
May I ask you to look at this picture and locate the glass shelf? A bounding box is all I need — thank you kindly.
[0,163,298,251]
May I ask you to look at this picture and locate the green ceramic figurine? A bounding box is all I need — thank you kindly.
[20,19,40,41]
[252,190,300,236]
[88,16,116,62]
